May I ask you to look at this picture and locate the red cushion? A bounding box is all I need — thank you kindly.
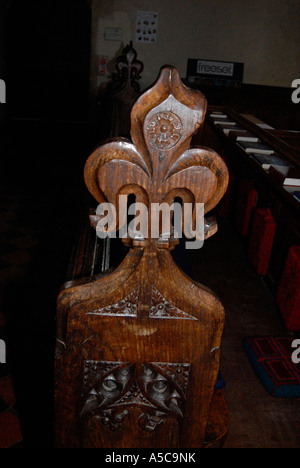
[234,179,257,237]
[247,208,276,275]
[276,246,300,330]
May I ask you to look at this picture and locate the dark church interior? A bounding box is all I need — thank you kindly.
[0,0,299,449]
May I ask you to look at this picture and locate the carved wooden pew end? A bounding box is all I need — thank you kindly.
[55,66,229,448]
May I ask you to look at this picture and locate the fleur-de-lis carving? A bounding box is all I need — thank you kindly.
[84,66,228,243]
[115,41,143,84]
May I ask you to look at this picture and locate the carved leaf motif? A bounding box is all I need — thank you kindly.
[82,361,128,395]
[149,285,197,320]
[99,408,130,431]
[153,363,191,397]
[165,147,229,214]
[84,139,150,206]
[86,286,139,317]
[114,380,155,408]
[80,391,99,416]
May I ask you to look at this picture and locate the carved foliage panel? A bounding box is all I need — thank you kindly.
[149,285,197,320]
[87,286,140,317]
[85,284,197,321]
[81,360,191,432]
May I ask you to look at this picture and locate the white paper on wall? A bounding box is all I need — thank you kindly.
[135,11,158,43]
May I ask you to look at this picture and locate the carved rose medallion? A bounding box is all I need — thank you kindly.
[146,111,182,150]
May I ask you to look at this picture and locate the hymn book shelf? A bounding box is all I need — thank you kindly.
[201,106,300,289]
[186,83,300,132]
[203,106,300,208]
